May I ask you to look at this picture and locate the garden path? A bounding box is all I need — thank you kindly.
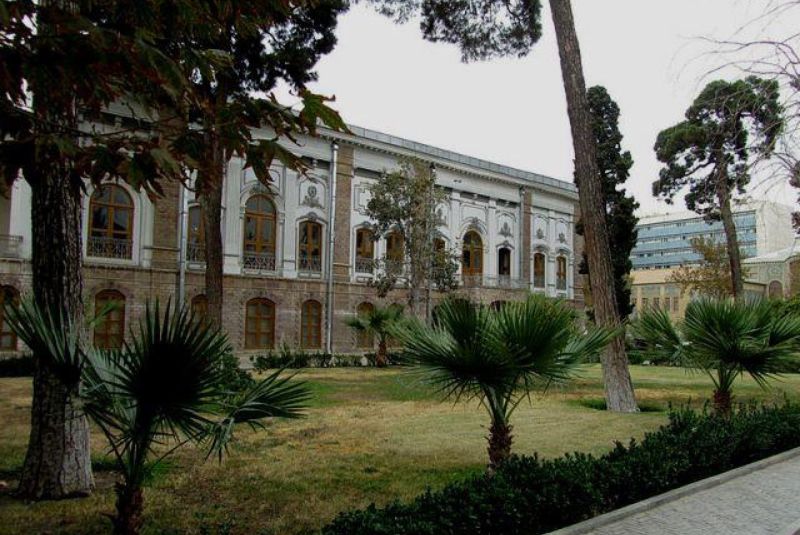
[552,450,800,535]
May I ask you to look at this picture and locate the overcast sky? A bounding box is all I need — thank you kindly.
[283,0,798,216]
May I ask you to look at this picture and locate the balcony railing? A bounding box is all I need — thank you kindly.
[462,273,484,288]
[243,251,276,272]
[187,243,205,264]
[87,236,132,260]
[0,235,22,259]
[355,257,374,274]
[299,256,322,273]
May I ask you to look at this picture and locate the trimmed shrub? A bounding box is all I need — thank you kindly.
[323,403,800,535]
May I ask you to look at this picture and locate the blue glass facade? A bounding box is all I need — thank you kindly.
[631,211,758,269]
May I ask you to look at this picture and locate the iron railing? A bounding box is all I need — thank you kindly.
[187,243,205,264]
[0,235,22,259]
[87,236,132,260]
[354,257,374,274]
[243,251,277,271]
[298,256,322,273]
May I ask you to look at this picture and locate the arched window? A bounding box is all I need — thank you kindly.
[243,195,277,270]
[386,232,404,264]
[0,286,19,350]
[94,290,125,349]
[298,220,322,272]
[191,294,208,324]
[462,231,483,286]
[245,298,275,349]
[533,252,546,289]
[355,302,375,348]
[301,299,322,349]
[556,255,568,291]
[89,184,133,259]
[769,280,784,299]
[355,228,374,273]
[498,247,511,277]
[187,205,205,263]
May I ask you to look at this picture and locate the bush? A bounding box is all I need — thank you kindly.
[0,354,34,377]
[219,351,254,393]
[249,344,374,371]
[323,403,800,535]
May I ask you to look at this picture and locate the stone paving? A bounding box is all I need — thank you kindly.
[580,455,800,535]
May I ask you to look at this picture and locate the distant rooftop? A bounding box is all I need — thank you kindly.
[744,240,800,264]
[323,123,578,196]
[638,200,792,226]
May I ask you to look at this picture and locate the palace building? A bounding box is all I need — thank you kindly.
[0,121,582,357]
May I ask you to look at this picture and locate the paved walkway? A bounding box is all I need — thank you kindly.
[550,450,800,535]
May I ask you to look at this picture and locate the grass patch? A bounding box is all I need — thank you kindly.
[1,365,799,534]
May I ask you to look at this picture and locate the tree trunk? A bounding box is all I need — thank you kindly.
[548,0,637,412]
[20,170,94,498]
[715,168,744,298]
[376,339,388,368]
[712,389,732,416]
[112,481,144,535]
[487,421,513,470]
[199,141,225,329]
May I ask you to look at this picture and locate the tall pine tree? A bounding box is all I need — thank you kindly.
[364,0,638,412]
[578,86,638,320]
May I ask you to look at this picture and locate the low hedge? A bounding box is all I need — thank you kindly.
[0,355,34,377]
[323,403,800,535]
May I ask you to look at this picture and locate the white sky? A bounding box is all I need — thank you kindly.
[283,0,799,216]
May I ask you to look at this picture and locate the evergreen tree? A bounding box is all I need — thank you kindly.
[364,0,638,412]
[654,77,783,298]
[0,0,190,499]
[158,0,349,327]
[578,86,639,320]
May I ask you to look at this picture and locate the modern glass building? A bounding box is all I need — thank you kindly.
[631,201,794,270]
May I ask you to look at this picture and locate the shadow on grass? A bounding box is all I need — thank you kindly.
[572,398,666,413]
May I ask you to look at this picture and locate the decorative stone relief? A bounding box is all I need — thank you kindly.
[301,184,323,209]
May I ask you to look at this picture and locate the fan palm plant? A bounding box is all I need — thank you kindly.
[345,305,403,367]
[631,298,800,415]
[6,300,309,535]
[391,295,613,469]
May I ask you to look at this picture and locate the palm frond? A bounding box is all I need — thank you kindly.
[4,298,83,384]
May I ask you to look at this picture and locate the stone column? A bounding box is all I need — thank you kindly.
[520,187,532,283]
[333,144,354,280]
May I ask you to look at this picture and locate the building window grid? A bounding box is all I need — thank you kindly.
[88,185,134,260]
[245,298,276,349]
[300,300,322,349]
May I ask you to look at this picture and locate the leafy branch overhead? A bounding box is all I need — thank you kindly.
[361,0,543,61]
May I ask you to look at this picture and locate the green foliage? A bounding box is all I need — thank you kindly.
[365,160,459,306]
[5,299,309,530]
[363,0,543,61]
[249,345,375,370]
[0,1,191,195]
[653,77,783,217]
[159,0,350,191]
[631,298,800,400]
[667,237,751,298]
[577,86,639,320]
[0,355,34,377]
[345,305,404,347]
[323,402,800,535]
[393,295,612,462]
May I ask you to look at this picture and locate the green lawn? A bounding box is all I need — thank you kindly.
[1,365,799,534]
